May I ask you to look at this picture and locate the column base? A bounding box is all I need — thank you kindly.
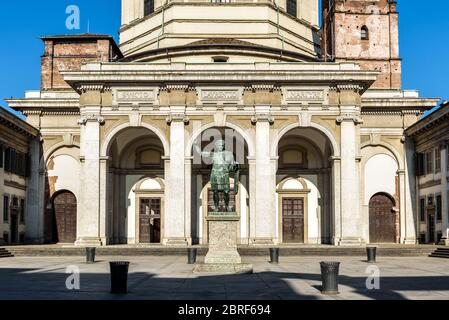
[338,237,365,246]
[163,238,189,246]
[75,238,103,247]
[403,238,418,245]
[250,238,276,246]
[438,238,449,246]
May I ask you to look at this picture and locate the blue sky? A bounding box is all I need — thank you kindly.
[0,1,447,117]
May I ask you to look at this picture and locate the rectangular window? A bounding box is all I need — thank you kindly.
[3,196,9,222]
[416,153,425,176]
[4,148,11,172]
[287,0,297,17]
[419,198,426,222]
[144,0,154,16]
[0,144,3,168]
[20,199,25,224]
[435,148,441,172]
[447,146,449,169]
[436,195,442,221]
[426,151,433,174]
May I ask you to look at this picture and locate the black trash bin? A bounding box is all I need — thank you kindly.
[320,261,340,295]
[188,248,197,264]
[110,261,130,294]
[86,247,96,264]
[367,247,377,263]
[269,248,279,264]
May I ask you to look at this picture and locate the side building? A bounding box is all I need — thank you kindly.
[0,108,39,244]
[406,101,449,245]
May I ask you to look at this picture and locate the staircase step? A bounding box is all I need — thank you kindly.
[6,246,438,257]
[0,248,14,258]
[429,253,449,259]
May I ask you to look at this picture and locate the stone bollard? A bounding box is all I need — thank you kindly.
[320,261,340,295]
[110,261,130,294]
[269,248,280,264]
[86,247,96,264]
[366,247,377,263]
[188,248,198,264]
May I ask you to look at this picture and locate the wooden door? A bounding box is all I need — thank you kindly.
[10,212,18,244]
[282,198,305,243]
[139,198,161,243]
[53,192,77,243]
[369,193,396,243]
[428,212,435,244]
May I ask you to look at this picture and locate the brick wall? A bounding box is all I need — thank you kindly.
[41,36,122,90]
[322,0,402,89]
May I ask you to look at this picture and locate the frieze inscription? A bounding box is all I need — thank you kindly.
[201,90,241,102]
[116,90,155,102]
[286,90,324,101]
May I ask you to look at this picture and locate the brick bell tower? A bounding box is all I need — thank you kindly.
[321,0,401,89]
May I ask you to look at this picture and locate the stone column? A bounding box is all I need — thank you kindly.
[252,106,277,244]
[439,143,449,245]
[99,157,109,245]
[402,137,418,244]
[185,156,193,245]
[163,107,189,246]
[337,87,364,246]
[248,157,257,241]
[25,137,45,243]
[75,105,105,247]
[330,156,341,245]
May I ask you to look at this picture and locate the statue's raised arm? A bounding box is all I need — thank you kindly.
[193,142,212,159]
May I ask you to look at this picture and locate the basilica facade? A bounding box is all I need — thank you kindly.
[6,0,441,246]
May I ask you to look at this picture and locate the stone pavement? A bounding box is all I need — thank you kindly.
[0,255,448,300]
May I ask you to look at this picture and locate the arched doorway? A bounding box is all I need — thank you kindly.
[105,127,167,245]
[369,193,398,243]
[52,191,77,243]
[275,127,334,244]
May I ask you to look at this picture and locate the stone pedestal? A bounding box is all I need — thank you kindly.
[194,214,253,274]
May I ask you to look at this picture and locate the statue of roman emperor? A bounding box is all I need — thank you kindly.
[194,140,240,212]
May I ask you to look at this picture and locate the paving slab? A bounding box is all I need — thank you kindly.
[0,256,448,300]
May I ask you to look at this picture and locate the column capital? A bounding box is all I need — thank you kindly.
[329,156,341,162]
[77,114,105,126]
[397,169,406,175]
[336,114,363,125]
[166,113,189,125]
[251,113,274,125]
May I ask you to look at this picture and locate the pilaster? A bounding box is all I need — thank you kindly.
[163,106,189,246]
[251,106,277,245]
[335,85,364,246]
[439,143,449,245]
[75,108,104,247]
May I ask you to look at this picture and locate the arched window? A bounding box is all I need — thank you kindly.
[144,0,155,16]
[361,26,369,40]
[287,0,297,17]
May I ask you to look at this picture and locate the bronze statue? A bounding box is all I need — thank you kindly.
[195,140,240,212]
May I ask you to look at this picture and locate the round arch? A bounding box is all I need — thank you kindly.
[271,122,339,158]
[41,142,81,168]
[360,141,404,170]
[101,122,170,157]
[186,122,255,157]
